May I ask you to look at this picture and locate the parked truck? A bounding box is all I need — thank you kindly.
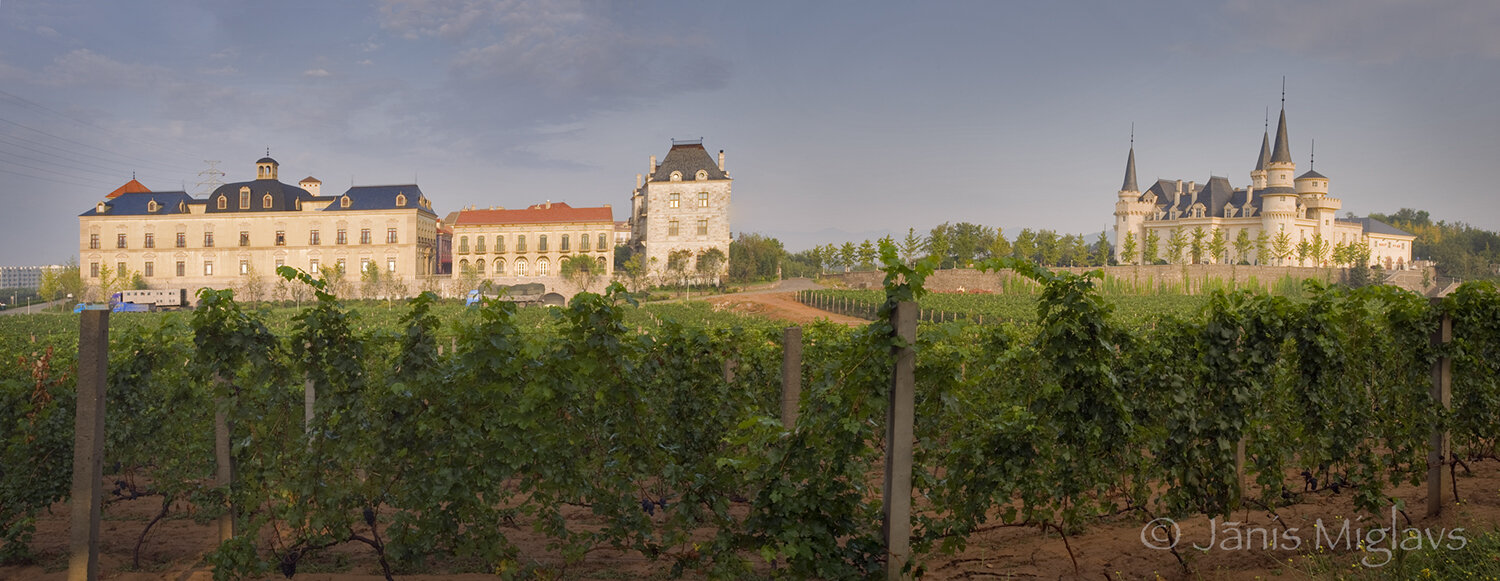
[466,283,551,307]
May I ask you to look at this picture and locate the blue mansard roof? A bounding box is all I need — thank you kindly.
[80,191,196,216]
[322,184,434,215]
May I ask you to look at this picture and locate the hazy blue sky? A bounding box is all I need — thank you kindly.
[3,0,1498,265]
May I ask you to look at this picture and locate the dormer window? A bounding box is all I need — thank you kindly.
[695,170,707,180]
[340,195,351,209]
[96,202,108,214]
[217,196,227,210]
[263,194,273,208]
[396,193,407,207]
[178,201,186,212]
[239,187,250,209]
[147,200,158,213]
[670,171,682,182]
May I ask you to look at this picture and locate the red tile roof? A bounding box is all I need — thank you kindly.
[106,179,150,199]
[455,202,613,226]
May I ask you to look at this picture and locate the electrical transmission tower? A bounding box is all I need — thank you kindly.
[194,160,226,197]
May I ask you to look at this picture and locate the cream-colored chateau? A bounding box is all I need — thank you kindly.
[79,156,438,301]
[451,201,615,287]
[628,140,732,279]
[1113,106,1415,269]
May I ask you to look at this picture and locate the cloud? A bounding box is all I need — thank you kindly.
[34,25,59,38]
[1225,0,1500,63]
[303,68,332,77]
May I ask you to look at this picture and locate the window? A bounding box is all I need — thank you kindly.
[597,256,607,271]
[494,258,505,276]
[204,232,215,247]
[669,193,680,208]
[496,235,505,253]
[309,230,321,245]
[459,236,469,254]
[144,262,153,277]
[147,200,158,212]
[176,261,185,277]
[240,260,249,275]
[514,258,528,277]
[239,189,250,209]
[337,229,347,245]
[476,236,486,253]
[204,261,214,276]
[459,259,469,273]
[340,196,352,208]
[117,262,126,275]
[598,233,607,250]
[117,233,127,248]
[336,258,346,274]
[476,259,485,275]
[144,233,154,248]
[90,262,99,278]
[217,196,227,210]
[276,231,286,246]
[387,228,397,243]
[537,257,550,276]
[240,231,250,246]
[696,170,707,180]
[89,234,100,249]
[560,235,570,252]
[360,258,370,273]
[176,233,186,248]
[697,219,708,236]
[360,228,371,244]
[539,235,549,252]
[387,258,396,273]
[669,220,679,236]
[517,235,527,252]
[263,194,273,208]
[396,193,406,207]
[670,171,682,182]
[698,192,709,207]
[310,259,320,272]
[580,233,590,252]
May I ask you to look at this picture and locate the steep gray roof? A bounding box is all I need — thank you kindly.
[1355,217,1415,237]
[323,184,434,215]
[1198,176,1236,217]
[1270,108,1292,164]
[207,179,316,213]
[1296,169,1327,180]
[1141,179,1179,207]
[1121,147,1138,192]
[649,143,728,182]
[80,191,196,216]
[1255,131,1271,171]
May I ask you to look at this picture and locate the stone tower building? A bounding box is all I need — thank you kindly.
[628,140,732,280]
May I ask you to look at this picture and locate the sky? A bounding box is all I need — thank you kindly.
[2,0,1499,266]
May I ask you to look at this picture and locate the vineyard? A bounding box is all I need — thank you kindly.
[795,288,1210,326]
[2,253,1500,579]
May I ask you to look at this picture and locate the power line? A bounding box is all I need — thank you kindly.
[0,132,183,184]
[0,165,118,190]
[0,88,206,161]
[0,114,199,174]
[0,141,177,183]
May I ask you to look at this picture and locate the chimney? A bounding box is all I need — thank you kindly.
[649,155,656,175]
[545,200,551,209]
[636,173,642,188]
[718,150,725,172]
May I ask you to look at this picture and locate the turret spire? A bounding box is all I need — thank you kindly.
[1255,127,1271,170]
[1269,106,1292,164]
[1121,128,1138,192]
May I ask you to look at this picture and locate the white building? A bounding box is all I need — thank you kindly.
[628,140,732,279]
[1113,105,1415,269]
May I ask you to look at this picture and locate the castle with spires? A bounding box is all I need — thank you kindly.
[1112,103,1415,269]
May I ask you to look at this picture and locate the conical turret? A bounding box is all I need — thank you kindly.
[1121,146,1138,193]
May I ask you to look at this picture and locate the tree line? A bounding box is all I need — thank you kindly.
[1370,208,1500,280]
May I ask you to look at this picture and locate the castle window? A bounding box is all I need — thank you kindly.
[118,262,126,275]
[517,235,527,253]
[176,233,186,248]
[698,192,708,207]
[176,261,185,277]
[336,259,346,274]
[669,193,680,208]
[144,262,153,277]
[89,234,99,249]
[239,231,250,246]
[670,171,682,182]
[217,196,227,210]
[263,194,273,209]
[495,258,506,276]
[476,236,486,253]
[144,233,154,248]
[361,228,371,244]
[476,259,485,275]
[341,196,352,209]
[496,235,505,253]
[538,235,548,252]
[387,228,398,243]
[560,235,570,252]
[204,261,214,276]
[178,201,186,212]
[537,257,550,276]
[309,230,320,245]
[204,232,215,247]
[459,236,469,254]
[147,200,158,213]
[515,258,528,277]
[597,256,607,271]
[459,259,469,273]
[598,233,607,250]
[240,260,249,275]
[696,170,707,180]
[310,259,320,272]
[387,258,396,273]
[396,193,407,207]
[580,233,590,252]
[697,219,708,235]
[90,262,98,278]
[669,220,680,236]
[361,258,370,273]
[239,188,250,209]
[337,229,347,244]
[276,231,286,246]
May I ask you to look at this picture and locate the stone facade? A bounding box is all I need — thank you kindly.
[78,157,438,302]
[450,202,615,293]
[629,141,732,280]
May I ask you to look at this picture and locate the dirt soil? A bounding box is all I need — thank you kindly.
[706,291,867,326]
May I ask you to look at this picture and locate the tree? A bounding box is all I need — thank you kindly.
[1272,229,1293,265]
[696,247,727,287]
[1143,229,1161,264]
[561,255,602,293]
[728,233,784,283]
[1189,226,1207,264]
[666,249,694,290]
[1092,232,1110,266]
[1037,230,1062,266]
[947,222,995,267]
[837,242,857,272]
[619,253,650,292]
[242,265,268,302]
[924,229,951,268]
[1255,231,1271,265]
[456,261,480,295]
[898,228,924,265]
[1310,233,1330,267]
[1233,229,1253,264]
[94,263,113,301]
[1207,228,1228,264]
[1011,229,1037,263]
[614,245,632,271]
[1332,241,1350,267]
[1294,238,1311,265]
[1165,228,1187,264]
[1120,231,1138,265]
[988,228,1011,261]
[856,240,877,270]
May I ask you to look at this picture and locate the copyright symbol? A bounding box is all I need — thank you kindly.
[1141,517,1179,550]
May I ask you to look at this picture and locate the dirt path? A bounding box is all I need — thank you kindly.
[706,291,867,326]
